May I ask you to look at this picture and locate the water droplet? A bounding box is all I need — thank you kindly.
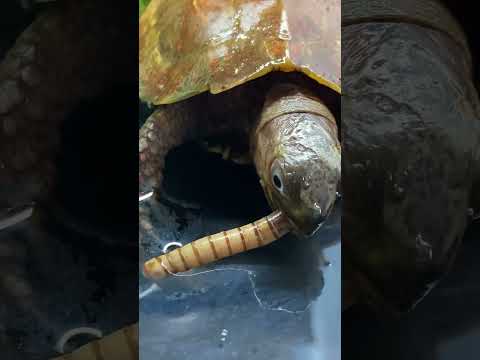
[220,328,229,343]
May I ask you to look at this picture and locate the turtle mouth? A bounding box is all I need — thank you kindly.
[286,207,330,238]
[270,194,332,238]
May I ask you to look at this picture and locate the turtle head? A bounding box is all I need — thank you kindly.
[252,84,341,237]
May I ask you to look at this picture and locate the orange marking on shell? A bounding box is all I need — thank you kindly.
[139,0,341,105]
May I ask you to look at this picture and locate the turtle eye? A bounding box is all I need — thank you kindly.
[271,161,284,193]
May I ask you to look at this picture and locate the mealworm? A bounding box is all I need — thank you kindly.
[143,210,292,280]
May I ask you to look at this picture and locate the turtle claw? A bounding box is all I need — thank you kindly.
[202,141,251,165]
[159,192,201,210]
[139,190,154,203]
[139,190,153,202]
[231,154,251,165]
[139,179,155,203]
[202,142,231,159]
[139,165,160,202]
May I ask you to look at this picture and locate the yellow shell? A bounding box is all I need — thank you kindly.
[139,0,340,105]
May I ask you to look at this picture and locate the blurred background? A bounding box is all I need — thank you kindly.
[343,223,480,359]
[342,1,480,359]
[0,2,138,359]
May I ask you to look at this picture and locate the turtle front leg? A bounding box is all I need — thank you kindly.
[138,98,248,263]
[139,103,204,199]
[139,93,239,199]
[139,102,208,263]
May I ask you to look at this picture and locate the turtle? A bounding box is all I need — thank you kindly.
[139,0,341,279]
[341,0,480,314]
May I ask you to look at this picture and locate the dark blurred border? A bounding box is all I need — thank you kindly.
[342,2,480,359]
[443,1,479,88]
[1,2,139,359]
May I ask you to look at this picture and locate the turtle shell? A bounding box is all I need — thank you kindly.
[139,0,340,105]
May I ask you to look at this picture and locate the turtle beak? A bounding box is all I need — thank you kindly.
[287,206,329,238]
[266,181,336,238]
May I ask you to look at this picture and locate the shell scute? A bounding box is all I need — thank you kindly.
[139,0,341,104]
